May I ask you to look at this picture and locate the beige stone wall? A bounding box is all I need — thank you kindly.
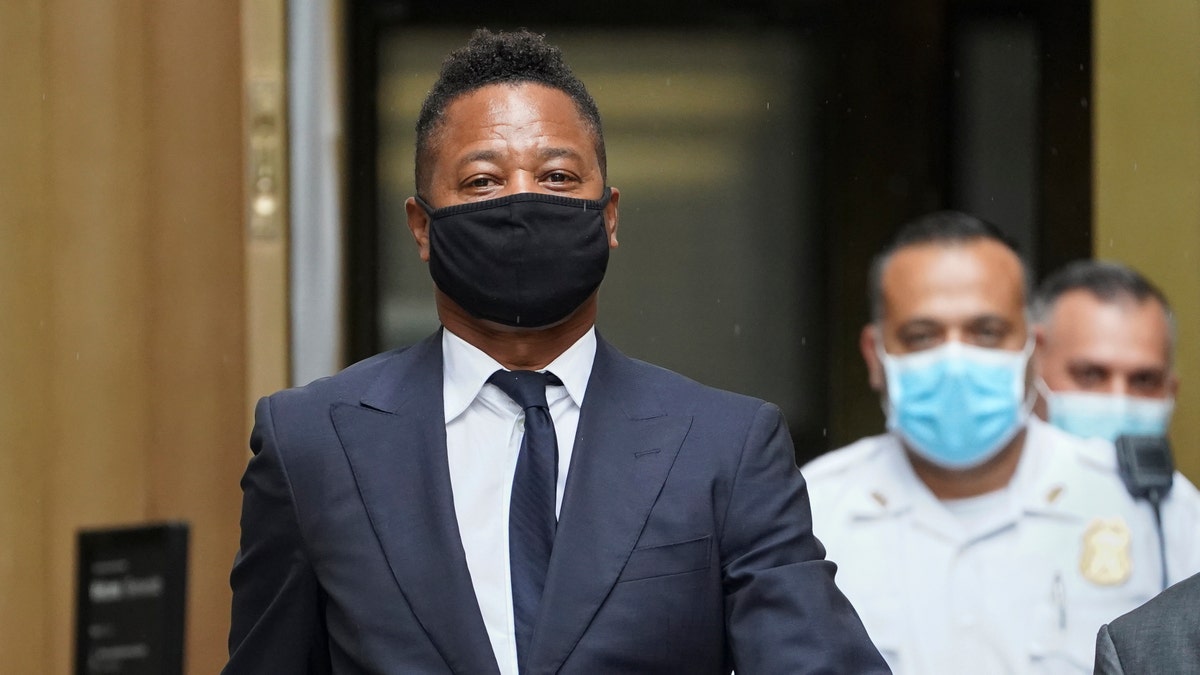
[0,3,249,672]
[0,2,51,672]
[1094,0,1200,482]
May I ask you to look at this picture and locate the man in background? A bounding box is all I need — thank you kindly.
[1032,260,1178,442]
[803,211,1200,673]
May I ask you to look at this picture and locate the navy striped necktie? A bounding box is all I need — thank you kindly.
[488,369,561,671]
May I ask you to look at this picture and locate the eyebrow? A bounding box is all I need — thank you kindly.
[454,146,584,170]
[897,318,942,331]
[537,147,583,163]
[456,149,503,169]
[966,315,1013,328]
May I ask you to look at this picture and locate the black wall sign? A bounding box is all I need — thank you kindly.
[75,522,189,675]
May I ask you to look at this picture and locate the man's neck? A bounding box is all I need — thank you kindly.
[436,289,597,371]
[907,428,1027,500]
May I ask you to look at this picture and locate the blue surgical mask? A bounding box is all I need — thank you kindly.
[879,338,1034,469]
[1039,380,1174,442]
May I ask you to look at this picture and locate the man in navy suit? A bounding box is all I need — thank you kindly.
[224,29,886,674]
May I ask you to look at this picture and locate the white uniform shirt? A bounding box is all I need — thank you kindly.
[803,417,1200,674]
[442,327,596,675]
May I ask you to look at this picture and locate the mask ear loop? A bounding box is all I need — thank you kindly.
[413,194,436,215]
[872,325,899,422]
[1016,332,1039,421]
[1032,372,1059,412]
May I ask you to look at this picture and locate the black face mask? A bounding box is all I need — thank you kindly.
[416,188,612,328]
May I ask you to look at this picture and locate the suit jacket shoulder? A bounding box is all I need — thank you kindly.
[1098,571,1200,674]
[591,339,766,414]
[269,336,427,413]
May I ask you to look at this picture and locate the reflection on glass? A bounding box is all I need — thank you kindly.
[952,17,1039,265]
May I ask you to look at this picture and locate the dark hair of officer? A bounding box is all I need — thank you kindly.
[1032,259,1172,321]
[868,210,1030,322]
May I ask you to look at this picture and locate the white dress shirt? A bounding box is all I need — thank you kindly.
[442,327,596,675]
[802,418,1200,674]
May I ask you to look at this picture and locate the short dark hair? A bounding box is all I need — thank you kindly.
[414,28,606,196]
[1032,259,1175,352]
[868,210,1030,322]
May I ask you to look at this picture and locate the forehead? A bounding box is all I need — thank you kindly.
[1044,289,1171,365]
[881,240,1026,323]
[428,82,597,164]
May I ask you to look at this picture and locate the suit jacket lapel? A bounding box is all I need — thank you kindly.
[528,338,694,673]
[332,331,499,675]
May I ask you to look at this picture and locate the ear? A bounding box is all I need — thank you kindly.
[603,186,620,248]
[1168,372,1180,399]
[860,324,884,392]
[405,197,431,262]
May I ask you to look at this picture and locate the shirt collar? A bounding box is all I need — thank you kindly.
[850,431,1027,544]
[1017,417,1116,520]
[441,326,597,422]
[872,419,1095,534]
[841,434,920,518]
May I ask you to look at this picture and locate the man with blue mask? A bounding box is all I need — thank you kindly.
[1032,260,1178,443]
[802,212,1200,674]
